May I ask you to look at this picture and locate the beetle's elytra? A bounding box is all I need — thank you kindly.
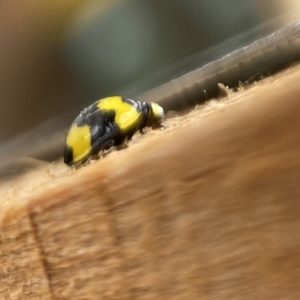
[64,96,164,166]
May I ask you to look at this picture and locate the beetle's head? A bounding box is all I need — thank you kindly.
[148,102,164,128]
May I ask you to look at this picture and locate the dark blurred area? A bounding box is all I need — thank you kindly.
[0,0,300,164]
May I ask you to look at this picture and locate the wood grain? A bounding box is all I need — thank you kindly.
[0,209,51,300]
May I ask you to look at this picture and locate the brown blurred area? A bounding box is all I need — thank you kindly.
[0,0,300,159]
[0,0,91,140]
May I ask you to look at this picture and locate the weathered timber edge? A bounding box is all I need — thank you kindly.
[1,65,300,299]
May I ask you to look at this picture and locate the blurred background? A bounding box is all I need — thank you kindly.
[0,0,300,164]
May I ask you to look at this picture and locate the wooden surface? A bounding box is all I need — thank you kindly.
[1,64,300,299]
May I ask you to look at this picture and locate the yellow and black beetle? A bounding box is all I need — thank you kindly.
[64,96,164,166]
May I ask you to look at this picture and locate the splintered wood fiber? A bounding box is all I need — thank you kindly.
[1,64,300,299]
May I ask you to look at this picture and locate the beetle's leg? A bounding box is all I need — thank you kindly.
[139,127,147,134]
[116,142,128,150]
[102,139,115,150]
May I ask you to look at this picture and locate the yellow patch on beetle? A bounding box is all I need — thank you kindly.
[98,96,141,132]
[66,124,91,163]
